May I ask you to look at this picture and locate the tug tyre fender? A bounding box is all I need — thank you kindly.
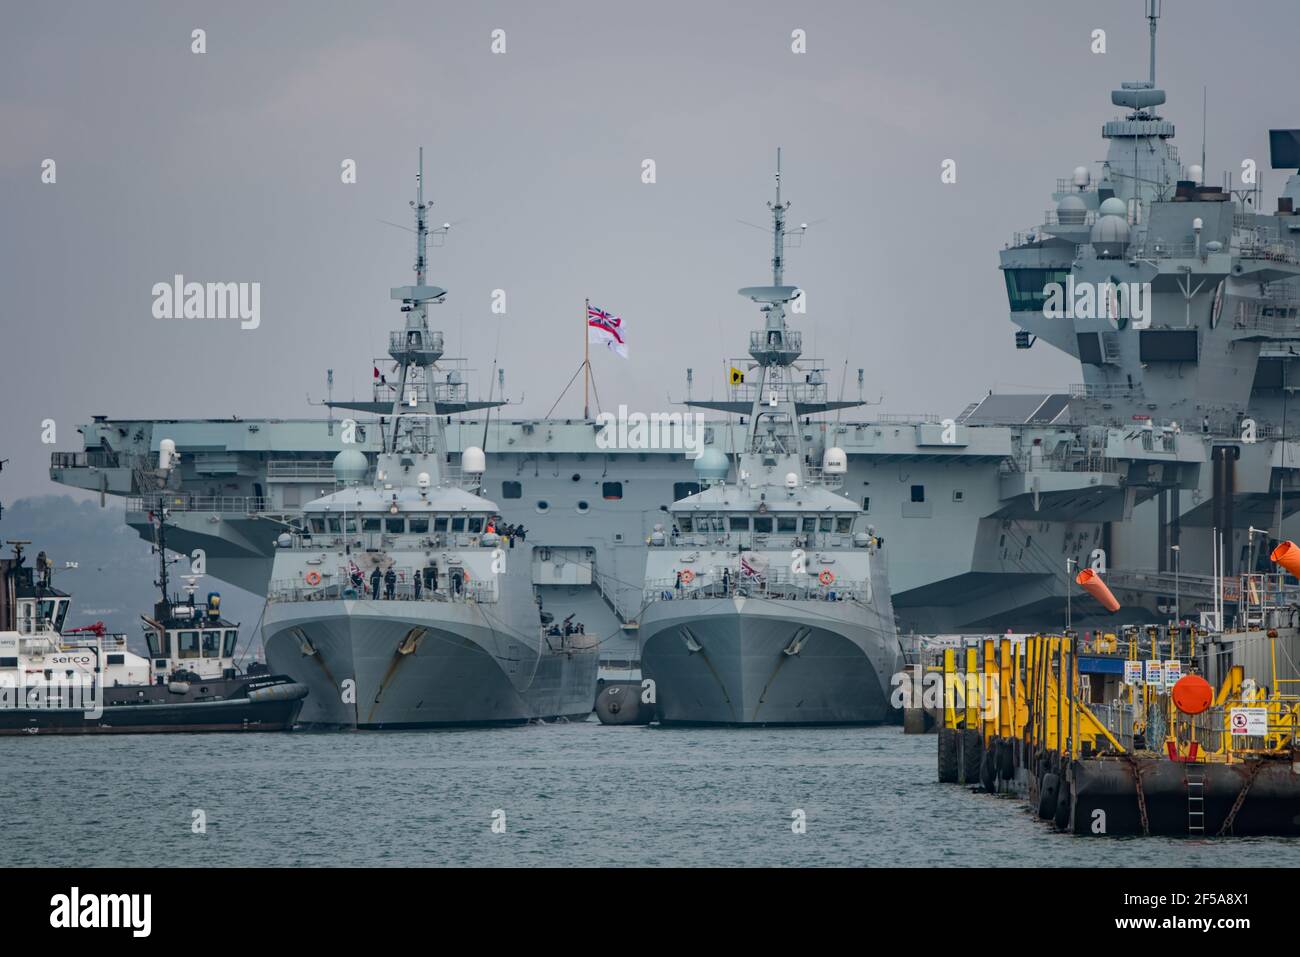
[978,746,996,792]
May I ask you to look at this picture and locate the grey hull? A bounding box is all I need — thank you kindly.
[263,599,598,729]
[640,596,899,725]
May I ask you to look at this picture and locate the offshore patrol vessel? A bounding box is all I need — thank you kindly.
[638,154,900,725]
[261,152,599,728]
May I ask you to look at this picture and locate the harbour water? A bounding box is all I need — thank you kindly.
[5,723,1299,868]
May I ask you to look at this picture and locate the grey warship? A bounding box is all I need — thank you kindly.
[637,153,900,725]
[260,152,599,728]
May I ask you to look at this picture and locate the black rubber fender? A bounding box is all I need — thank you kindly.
[1053,773,1072,831]
[1038,772,1060,819]
[937,727,959,783]
[978,745,996,792]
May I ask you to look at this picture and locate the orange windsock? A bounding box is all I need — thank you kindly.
[1075,568,1120,613]
[1271,541,1300,579]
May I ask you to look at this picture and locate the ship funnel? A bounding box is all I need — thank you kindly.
[1075,568,1120,613]
[1270,541,1300,578]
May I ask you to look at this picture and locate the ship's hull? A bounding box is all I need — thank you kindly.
[263,599,598,729]
[639,596,899,725]
[0,675,306,735]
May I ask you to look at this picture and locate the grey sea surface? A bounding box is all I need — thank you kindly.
[3,722,1299,867]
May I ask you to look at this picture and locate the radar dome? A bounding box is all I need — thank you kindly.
[1090,214,1131,258]
[1056,194,1087,225]
[332,448,368,485]
[823,447,848,474]
[159,438,178,470]
[784,472,799,489]
[1188,164,1203,185]
[1072,166,1090,188]
[693,447,729,483]
[462,446,486,474]
[1098,197,1128,218]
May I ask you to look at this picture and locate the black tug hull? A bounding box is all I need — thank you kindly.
[0,675,306,735]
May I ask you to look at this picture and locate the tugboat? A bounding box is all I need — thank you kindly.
[0,474,308,735]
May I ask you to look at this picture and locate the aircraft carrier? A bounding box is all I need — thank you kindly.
[46,3,1300,656]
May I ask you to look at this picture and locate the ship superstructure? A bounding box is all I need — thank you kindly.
[636,153,898,724]
[259,152,599,727]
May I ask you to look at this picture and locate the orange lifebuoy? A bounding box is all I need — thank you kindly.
[818,569,835,586]
[680,569,695,584]
[305,570,321,586]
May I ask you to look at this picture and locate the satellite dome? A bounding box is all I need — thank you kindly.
[462,446,486,474]
[1188,164,1203,185]
[1056,194,1087,225]
[693,447,729,482]
[1098,197,1128,218]
[1090,214,1131,258]
[332,448,368,485]
[784,472,799,489]
[1072,166,1090,188]
[823,447,848,474]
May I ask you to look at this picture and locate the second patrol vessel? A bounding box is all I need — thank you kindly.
[637,154,901,725]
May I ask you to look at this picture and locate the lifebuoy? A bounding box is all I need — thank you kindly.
[305,570,321,586]
[818,569,835,586]
[680,569,695,584]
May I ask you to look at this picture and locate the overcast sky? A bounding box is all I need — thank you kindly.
[3,0,1298,497]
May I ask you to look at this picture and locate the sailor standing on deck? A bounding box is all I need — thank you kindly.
[370,566,382,601]
[384,566,397,600]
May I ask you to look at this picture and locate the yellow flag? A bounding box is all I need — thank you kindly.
[729,367,745,385]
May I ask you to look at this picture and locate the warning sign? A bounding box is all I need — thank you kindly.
[1229,707,1268,736]
[1144,660,1164,687]
[1163,660,1182,690]
[1123,661,1143,686]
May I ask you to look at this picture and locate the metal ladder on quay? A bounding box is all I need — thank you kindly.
[1186,769,1206,836]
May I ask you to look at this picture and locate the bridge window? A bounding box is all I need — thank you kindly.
[730,516,749,532]
[502,481,522,499]
[802,517,818,533]
[602,482,623,500]
[434,516,448,532]
[409,517,429,534]
[310,518,325,534]
[178,631,200,659]
[451,516,466,532]
[385,517,405,533]
[202,630,221,656]
[777,516,797,533]
[223,630,238,656]
[363,517,381,532]
[326,517,341,534]
[673,482,701,499]
[468,516,484,533]
[836,516,853,534]
[754,516,773,533]
[1003,267,1070,313]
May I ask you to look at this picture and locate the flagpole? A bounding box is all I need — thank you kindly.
[583,298,590,420]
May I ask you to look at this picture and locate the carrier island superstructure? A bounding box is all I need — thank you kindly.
[47,3,1300,651]
[637,154,898,724]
